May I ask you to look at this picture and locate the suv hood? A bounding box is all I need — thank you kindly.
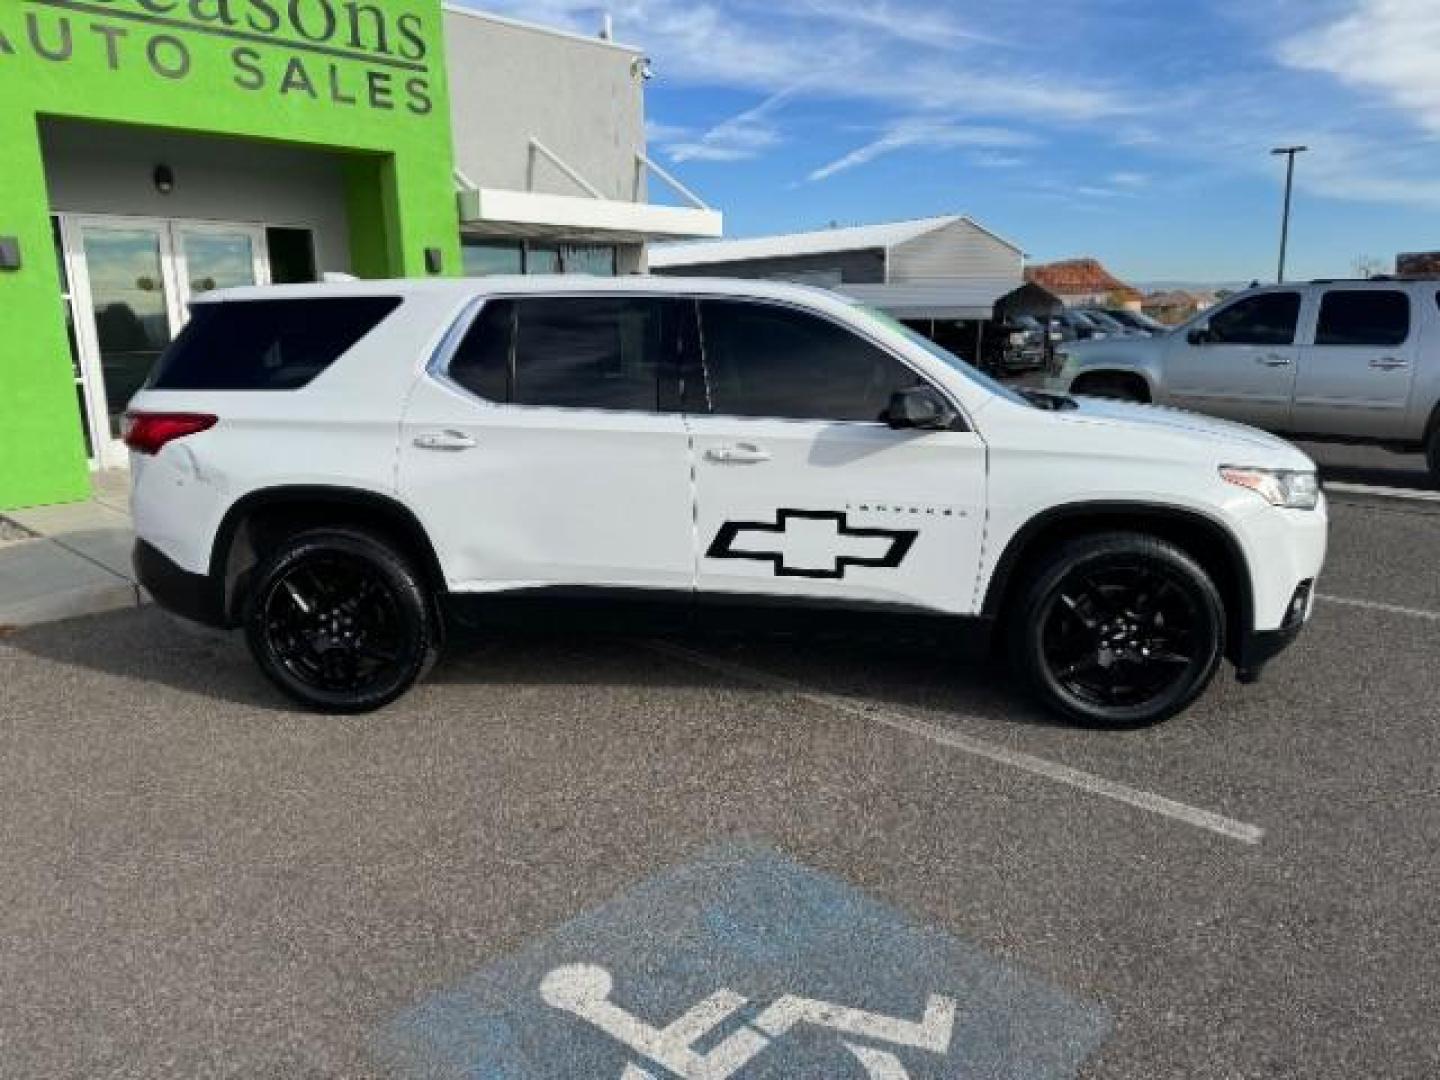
[1065,395,1315,469]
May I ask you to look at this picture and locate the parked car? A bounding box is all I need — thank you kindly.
[1049,279,1440,480]
[1097,308,1170,336]
[999,314,1049,372]
[1078,309,1144,338]
[128,276,1326,727]
[1047,309,1112,342]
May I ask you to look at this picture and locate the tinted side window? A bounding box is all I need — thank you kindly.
[150,297,400,390]
[699,300,928,422]
[511,297,671,411]
[1207,292,1301,346]
[448,299,513,402]
[1315,290,1410,347]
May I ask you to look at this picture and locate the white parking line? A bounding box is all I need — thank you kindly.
[1325,481,1440,504]
[648,642,1265,847]
[1318,594,1440,623]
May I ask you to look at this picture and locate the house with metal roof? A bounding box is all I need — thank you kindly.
[649,215,1057,322]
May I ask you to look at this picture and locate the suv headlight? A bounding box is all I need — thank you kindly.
[1220,466,1321,510]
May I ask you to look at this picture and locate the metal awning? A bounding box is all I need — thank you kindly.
[835,279,1062,321]
[456,140,723,243]
[458,188,722,243]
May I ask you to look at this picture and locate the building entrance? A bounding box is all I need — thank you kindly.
[58,215,271,468]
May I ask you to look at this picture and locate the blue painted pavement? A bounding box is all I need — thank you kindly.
[379,842,1110,1078]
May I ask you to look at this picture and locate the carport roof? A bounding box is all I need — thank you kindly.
[836,278,1057,321]
[649,215,1023,268]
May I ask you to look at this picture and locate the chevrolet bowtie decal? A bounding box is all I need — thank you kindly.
[707,509,919,580]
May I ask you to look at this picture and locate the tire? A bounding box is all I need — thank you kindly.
[1072,373,1148,403]
[243,528,438,713]
[1009,532,1225,728]
[1427,426,1440,485]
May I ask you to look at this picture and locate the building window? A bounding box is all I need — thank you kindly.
[558,244,617,276]
[461,238,618,277]
[462,240,524,277]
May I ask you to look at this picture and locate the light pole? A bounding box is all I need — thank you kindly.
[1271,145,1307,283]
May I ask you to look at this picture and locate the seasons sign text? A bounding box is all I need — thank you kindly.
[2,0,435,114]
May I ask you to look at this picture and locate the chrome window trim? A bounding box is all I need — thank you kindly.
[424,289,975,431]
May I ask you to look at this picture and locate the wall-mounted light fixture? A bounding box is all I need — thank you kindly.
[153,164,175,195]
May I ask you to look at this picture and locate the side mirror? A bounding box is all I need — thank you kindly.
[1187,326,1212,346]
[885,386,955,431]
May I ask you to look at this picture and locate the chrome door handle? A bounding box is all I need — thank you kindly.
[706,443,772,465]
[1256,354,1293,367]
[1369,357,1409,370]
[413,430,476,451]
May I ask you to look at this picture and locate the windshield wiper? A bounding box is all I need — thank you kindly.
[1020,389,1079,412]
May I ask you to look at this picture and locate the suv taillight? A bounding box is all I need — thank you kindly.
[123,412,218,455]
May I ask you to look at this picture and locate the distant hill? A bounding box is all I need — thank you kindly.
[1135,280,1254,294]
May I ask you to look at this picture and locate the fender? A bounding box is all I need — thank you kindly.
[209,485,447,621]
[980,500,1255,652]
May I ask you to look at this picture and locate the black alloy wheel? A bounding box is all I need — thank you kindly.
[244,528,437,713]
[1012,533,1224,727]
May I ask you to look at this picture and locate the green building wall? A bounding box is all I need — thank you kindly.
[0,0,461,509]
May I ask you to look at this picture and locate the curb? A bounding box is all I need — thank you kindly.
[0,580,143,630]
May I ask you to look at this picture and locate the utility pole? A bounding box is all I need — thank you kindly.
[1271,146,1307,283]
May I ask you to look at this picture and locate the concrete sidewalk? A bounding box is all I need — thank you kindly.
[0,470,146,628]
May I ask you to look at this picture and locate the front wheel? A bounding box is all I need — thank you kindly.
[244,528,438,713]
[1010,533,1225,727]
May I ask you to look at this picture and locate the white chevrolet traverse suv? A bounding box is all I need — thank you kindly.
[128,277,1327,725]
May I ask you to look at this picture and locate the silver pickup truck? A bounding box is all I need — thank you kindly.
[1048,279,1440,481]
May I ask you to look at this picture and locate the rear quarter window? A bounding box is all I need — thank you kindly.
[148,296,402,391]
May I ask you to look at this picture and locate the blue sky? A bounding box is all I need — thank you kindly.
[464,0,1440,283]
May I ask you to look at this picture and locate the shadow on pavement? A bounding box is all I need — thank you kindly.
[5,605,1069,730]
[1299,442,1437,492]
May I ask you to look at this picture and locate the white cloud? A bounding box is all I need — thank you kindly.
[807,119,1037,182]
[1280,0,1440,135]
[668,89,794,163]
[645,120,692,145]
[773,0,1004,47]
[459,0,1129,124]
[972,152,1026,168]
[1108,171,1150,187]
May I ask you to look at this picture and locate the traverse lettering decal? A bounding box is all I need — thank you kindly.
[707,509,919,580]
[1,0,435,114]
[379,844,1111,1078]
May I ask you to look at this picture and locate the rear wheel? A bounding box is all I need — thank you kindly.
[244,528,437,713]
[1010,532,1224,727]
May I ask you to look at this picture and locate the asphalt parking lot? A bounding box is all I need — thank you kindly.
[2,491,1437,1078]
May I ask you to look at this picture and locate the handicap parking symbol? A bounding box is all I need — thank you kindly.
[380,844,1110,1078]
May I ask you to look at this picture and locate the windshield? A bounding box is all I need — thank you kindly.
[1082,311,1126,332]
[849,304,1029,407]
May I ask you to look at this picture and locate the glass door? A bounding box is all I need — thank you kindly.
[174,223,267,303]
[63,216,270,467]
[66,217,181,467]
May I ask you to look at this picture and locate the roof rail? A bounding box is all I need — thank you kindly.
[1309,275,1404,284]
